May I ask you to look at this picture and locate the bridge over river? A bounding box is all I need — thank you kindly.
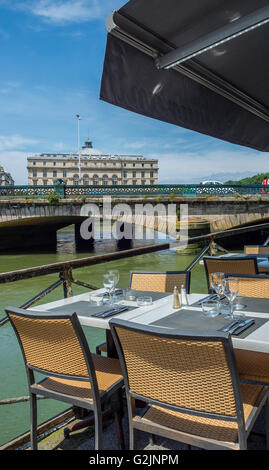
[1,195,269,250]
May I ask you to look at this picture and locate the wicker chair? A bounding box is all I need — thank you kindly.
[203,256,258,292]
[110,319,269,450]
[5,306,124,450]
[224,273,269,384]
[244,246,269,273]
[244,245,269,255]
[129,270,190,293]
[225,273,269,298]
[96,270,190,356]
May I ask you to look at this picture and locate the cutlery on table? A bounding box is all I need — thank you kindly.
[229,318,255,335]
[91,306,128,318]
[220,319,241,332]
[197,294,217,304]
[198,294,225,305]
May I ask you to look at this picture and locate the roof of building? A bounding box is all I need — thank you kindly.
[28,141,158,161]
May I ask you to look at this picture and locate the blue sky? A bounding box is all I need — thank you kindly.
[0,0,268,185]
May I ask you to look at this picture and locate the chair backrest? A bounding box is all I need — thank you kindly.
[5,306,96,383]
[225,273,269,298]
[244,245,269,255]
[110,319,243,423]
[203,256,258,290]
[129,270,191,293]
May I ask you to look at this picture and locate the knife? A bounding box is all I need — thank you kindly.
[91,306,128,318]
[197,294,217,305]
[198,294,226,305]
[220,319,242,332]
[98,306,129,318]
[228,318,255,335]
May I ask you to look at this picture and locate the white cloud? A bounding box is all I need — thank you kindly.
[152,149,269,183]
[0,136,38,183]
[0,135,38,151]
[30,0,100,24]
[0,151,28,184]
[9,0,124,24]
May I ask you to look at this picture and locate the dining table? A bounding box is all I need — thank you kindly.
[29,288,269,377]
[27,287,269,438]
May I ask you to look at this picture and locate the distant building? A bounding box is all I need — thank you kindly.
[0,166,14,186]
[27,140,159,186]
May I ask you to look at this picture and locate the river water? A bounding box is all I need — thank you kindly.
[0,226,209,447]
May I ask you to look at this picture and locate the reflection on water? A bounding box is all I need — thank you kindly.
[56,224,171,255]
[0,226,205,447]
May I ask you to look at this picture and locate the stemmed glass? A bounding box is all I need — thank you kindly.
[222,277,242,320]
[108,269,120,301]
[210,272,225,314]
[103,273,115,305]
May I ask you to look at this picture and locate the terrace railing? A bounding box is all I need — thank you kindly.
[2,218,269,328]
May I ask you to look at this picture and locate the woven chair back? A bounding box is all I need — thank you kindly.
[228,275,269,298]
[130,272,189,293]
[204,257,257,289]
[244,246,269,255]
[114,325,238,418]
[8,311,90,378]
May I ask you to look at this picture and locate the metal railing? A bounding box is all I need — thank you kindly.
[2,218,269,321]
[0,241,171,326]
[1,182,269,199]
[3,218,269,327]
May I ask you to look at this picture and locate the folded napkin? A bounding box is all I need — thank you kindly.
[231,319,255,336]
[91,305,128,318]
[219,318,255,335]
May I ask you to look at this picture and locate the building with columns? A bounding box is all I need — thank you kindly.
[27,140,159,186]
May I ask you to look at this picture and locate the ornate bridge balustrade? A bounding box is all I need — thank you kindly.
[64,183,269,197]
[1,182,268,199]
[0,185,54,198]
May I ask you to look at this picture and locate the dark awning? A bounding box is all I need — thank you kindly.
[100,0,269,151]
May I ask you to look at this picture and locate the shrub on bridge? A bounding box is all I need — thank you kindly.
[47,191,60,204]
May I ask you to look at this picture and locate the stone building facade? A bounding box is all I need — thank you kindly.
[27,140,159,186]
[0,166,14,186]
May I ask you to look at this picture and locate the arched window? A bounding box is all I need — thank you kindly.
[102,174,108,186]
[112,175,118,185]
[73,174,79,185]
[93,174,99,185]
[83,174,89,185]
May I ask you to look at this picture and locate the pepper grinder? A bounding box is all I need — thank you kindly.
[173,286,180,309]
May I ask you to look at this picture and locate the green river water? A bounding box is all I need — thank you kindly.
[0,227,210,447]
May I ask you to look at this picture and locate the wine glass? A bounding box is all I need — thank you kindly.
[222,277,240,320]
[108,269,120,301]
[108,269,119,287]
[210,272,225,314]
[103,273,114,304]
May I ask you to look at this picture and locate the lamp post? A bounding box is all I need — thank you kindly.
[76,114,81,184]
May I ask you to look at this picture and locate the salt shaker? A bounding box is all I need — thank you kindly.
[173,286,180,309]
[180,284,188,306]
